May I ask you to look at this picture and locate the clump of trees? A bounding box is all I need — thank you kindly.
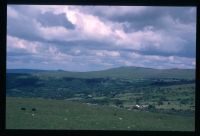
[114,99,123,108]
[148,104,156,110]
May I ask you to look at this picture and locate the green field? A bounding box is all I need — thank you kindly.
[6,97,195,131]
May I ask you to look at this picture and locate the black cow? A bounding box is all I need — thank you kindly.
[32,108,36,111]
[20,107,26,111]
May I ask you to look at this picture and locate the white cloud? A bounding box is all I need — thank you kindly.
[39,25,69,39]
[126,51,195,69]
[27,6,112,40]
[36,21,72,41]
[7,35,39,53]
[7,35,72,65]
[45,46,72,61]
[114,29,163,50]
[95,50,120,57]
[63,7,113,40]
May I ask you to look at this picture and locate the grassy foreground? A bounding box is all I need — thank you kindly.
[6,97,194,131]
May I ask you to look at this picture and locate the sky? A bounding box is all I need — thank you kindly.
[7,5,196,71]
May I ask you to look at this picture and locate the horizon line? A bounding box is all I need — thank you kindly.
[6,66,196,73]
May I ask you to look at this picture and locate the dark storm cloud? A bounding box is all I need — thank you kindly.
[7,5,75,43]
[114,7,195,26]
[84,6,195,30]
[7,14,42,42]
[37,12,75,29]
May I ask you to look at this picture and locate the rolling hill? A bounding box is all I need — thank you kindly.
[6,66,195,130]
[6,66,195,101]
[7,66,195,80]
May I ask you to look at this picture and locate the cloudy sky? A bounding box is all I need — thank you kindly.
[7,5,196,71]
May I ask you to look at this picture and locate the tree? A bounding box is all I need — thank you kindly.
[148,104,156,110]
[180,99,188,105]
[114,99,123,107]
[158,100,163,105]
[136,99,140,105]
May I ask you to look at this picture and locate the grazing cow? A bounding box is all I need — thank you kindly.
[32,108,36,111]
[21,107,26,111]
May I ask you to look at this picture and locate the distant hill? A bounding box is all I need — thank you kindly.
[7,66,195,80]
[6,67,195,100]
[7,69,49,74]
